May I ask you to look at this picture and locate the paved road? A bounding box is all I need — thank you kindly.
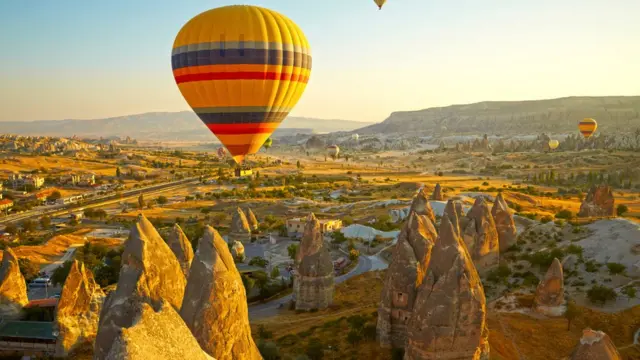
[248,254,387,320]
[41,245,82,275]
[0,177,200,227]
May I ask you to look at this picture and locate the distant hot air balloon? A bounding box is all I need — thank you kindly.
[548,139,559,150]
[217,146,227,159]
[578,118,598,139]
[263,137,273,150]
[171,5,312,164]
[327,145,340,159]
[374,0,387,10]
[352,134,359,141]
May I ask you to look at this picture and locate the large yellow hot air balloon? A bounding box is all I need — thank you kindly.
[172,6,312,163]
[374,0,387,10]
[578,118,598,139]
[548,139,559,150]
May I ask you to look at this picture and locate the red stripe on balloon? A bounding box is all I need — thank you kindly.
[175,71,309,84]
[224,144,253,155]
[206,123,280,135]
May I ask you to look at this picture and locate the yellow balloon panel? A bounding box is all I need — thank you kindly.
[578,118,598,138]
[374,0,387,9]
[171,5,312,163]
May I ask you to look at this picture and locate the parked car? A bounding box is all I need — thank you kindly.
[28,277,52,288]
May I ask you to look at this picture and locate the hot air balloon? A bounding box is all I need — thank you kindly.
[216,147,225,158]
[263,137,273,150]
[327,145,340,160]
[374,0,387,10]
[352,134,359,141]
[171,5,312,164]
[548,139,559,150]
[578,118,598,139]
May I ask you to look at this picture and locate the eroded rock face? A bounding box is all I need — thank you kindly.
[405,215,490,360]
[410,188,436,224]
[244,208,259,231]
[294,213,334,310]
[569,329,621,360]
[578,185,615,218]
[181,226,260,360]
[94,214,187,360]
[229,207,251,243]
[534,258,565,315]
[465,198,500,271]
[166,224,194,278]
[491,192,517,252]
[0,249,28,319]
[444,200,462,238]
[378,212,437,349]
[106,301,214,360]
[55,260,105,357]
[431,183,444,201]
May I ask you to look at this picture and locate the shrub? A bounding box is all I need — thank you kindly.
[257,341,280,360]
[555,210,574,219]
[587,285,617,305]
[540,215,553,224]
[566,244,583,257]
[347,330,363,344]
[487,264,512,284]
[617,204,629,216]
[391,348,405,360]
[606,262,626,275]
[305,338,324,360]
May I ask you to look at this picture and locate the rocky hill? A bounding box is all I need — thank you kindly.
[355,96,640,136]
[0,112,372,141]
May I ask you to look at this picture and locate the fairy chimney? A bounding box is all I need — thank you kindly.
[229,207,252,243]
[166,224,194,278]
[410,188,436,224]
[491,192,517,252]
[0,249,28,319]
[533,258,565,315]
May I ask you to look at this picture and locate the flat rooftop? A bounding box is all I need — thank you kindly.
[0,321,56,340]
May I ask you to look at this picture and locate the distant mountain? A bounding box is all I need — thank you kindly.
[0,112,373,141]
[353,96,640,136]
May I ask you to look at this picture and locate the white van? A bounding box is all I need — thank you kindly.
[28,278,52,288]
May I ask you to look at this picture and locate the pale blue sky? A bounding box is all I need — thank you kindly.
[1,0,639,123]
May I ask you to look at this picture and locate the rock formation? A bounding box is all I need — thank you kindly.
[464,198,500,271]
[166,223,194,278]
[94,214,187,360]
[578,185,615,217]
[244,208,259,231]
[0,249,28,319]
[405,215,490,359]
[293,213,335,310]
[533,258,565,315]
[569,329,621,360]
[431,183,444,201]
[378,211,437,349]
[105,301,214,360]
[443,200,463,237]
[491,192,517,252]
[410,188,436,224]
[231,240,246,262]
[229,207,252,243]
[55,260,105,357]
[180,226,261,360]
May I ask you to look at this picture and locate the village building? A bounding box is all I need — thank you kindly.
[0,199,13,213]
[286,217,342,238]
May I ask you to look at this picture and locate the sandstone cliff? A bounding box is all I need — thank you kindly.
[180,226,261,360]
[94,214,187,360]
[465,198,500,271]
[569,329,621,360]
[410,188,436,224]
[245,208,259,231]
[294,213,334,310]
[0,249,28,319]
[431,183,444,201]
[578,185,615,217]
[229,207,252,242]
[56,260,105,357]
[166,223,194,278]
[405,215,490,360]
[378,211,437,349]
[491,192,517,252]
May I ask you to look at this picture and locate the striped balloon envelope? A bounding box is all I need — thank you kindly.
[171,5,311,163]
[578,118,598,139]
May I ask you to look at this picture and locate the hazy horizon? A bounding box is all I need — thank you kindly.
[2,0,639,123]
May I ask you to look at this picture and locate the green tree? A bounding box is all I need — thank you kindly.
[18,258,40,283]
[305,338,324,360]
[21,219,37,233]
[157,196,168,205]
[49,190,62,201]
[287,244,299,261]
[622,286,637,301]
[4,223,18,235]
[138,194,145,209]
[587,285,617,305]
[39,216,51,229]
[257,340,280,360]
[270,266,280,279]
[564,300,580,330]
[116,167,121,178]
[241,274,256,295]
[296,160,301,169]
[249,256,269,268]
[617,204,629,216]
